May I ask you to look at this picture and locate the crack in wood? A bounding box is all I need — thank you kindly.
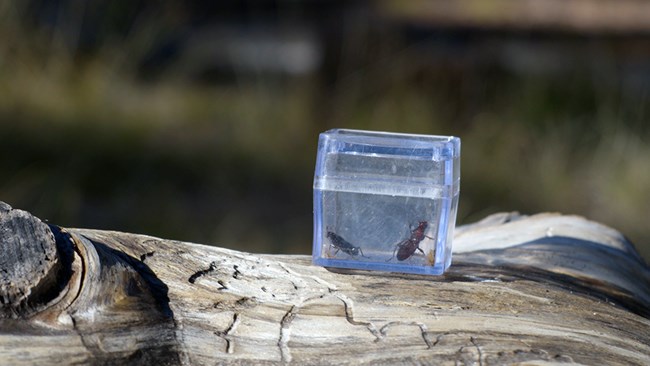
[278,263,303,291]
[234,297,255,307]
[274,296,327,363]
[455,345,466,366]
[470,336,483,366]
[433,333,446,347]
[378,321,434,349]
[209,297,260,314]
[336,294,381,341]
[188,261,218,284]
[232,265,242,279]
[139,251,155,262]
[214,313,241,354]
[455,337,483,366]
[278,305,297,363]
[308,275,338,292]
[67,234,86,311]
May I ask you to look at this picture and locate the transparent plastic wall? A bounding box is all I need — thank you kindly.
[313,129,460,275]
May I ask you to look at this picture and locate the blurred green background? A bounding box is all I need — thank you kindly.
[1,1,649,261]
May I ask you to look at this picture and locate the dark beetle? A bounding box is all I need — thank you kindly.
[326,231,368,258]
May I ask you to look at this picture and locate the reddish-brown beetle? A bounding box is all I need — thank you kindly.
[387,221,432,261]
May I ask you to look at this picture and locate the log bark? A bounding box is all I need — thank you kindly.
[0,202,649,365]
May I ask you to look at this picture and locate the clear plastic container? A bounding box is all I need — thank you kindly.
[312,129,460,275]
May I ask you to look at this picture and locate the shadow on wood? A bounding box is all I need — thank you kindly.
[1,202,649,365]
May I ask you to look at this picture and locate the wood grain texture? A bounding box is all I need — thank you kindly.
[0,204,649,365]
[0,203,72,318]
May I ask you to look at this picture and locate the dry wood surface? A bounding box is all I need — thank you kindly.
[0,202,649,365]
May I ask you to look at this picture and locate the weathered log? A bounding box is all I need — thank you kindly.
[0,202,649,365]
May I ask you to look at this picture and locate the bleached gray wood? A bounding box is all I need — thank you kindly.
[0,202,649,365]
[0,203,70,318]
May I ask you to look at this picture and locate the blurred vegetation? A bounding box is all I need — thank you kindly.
[1,1,649,261]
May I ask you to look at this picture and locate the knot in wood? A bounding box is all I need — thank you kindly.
[0,202,68,318]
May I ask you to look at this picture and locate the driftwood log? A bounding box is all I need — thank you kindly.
[0,201,649,365]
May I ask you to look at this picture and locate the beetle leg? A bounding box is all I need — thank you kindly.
[358,247,369,258]
[386,240,407,262]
